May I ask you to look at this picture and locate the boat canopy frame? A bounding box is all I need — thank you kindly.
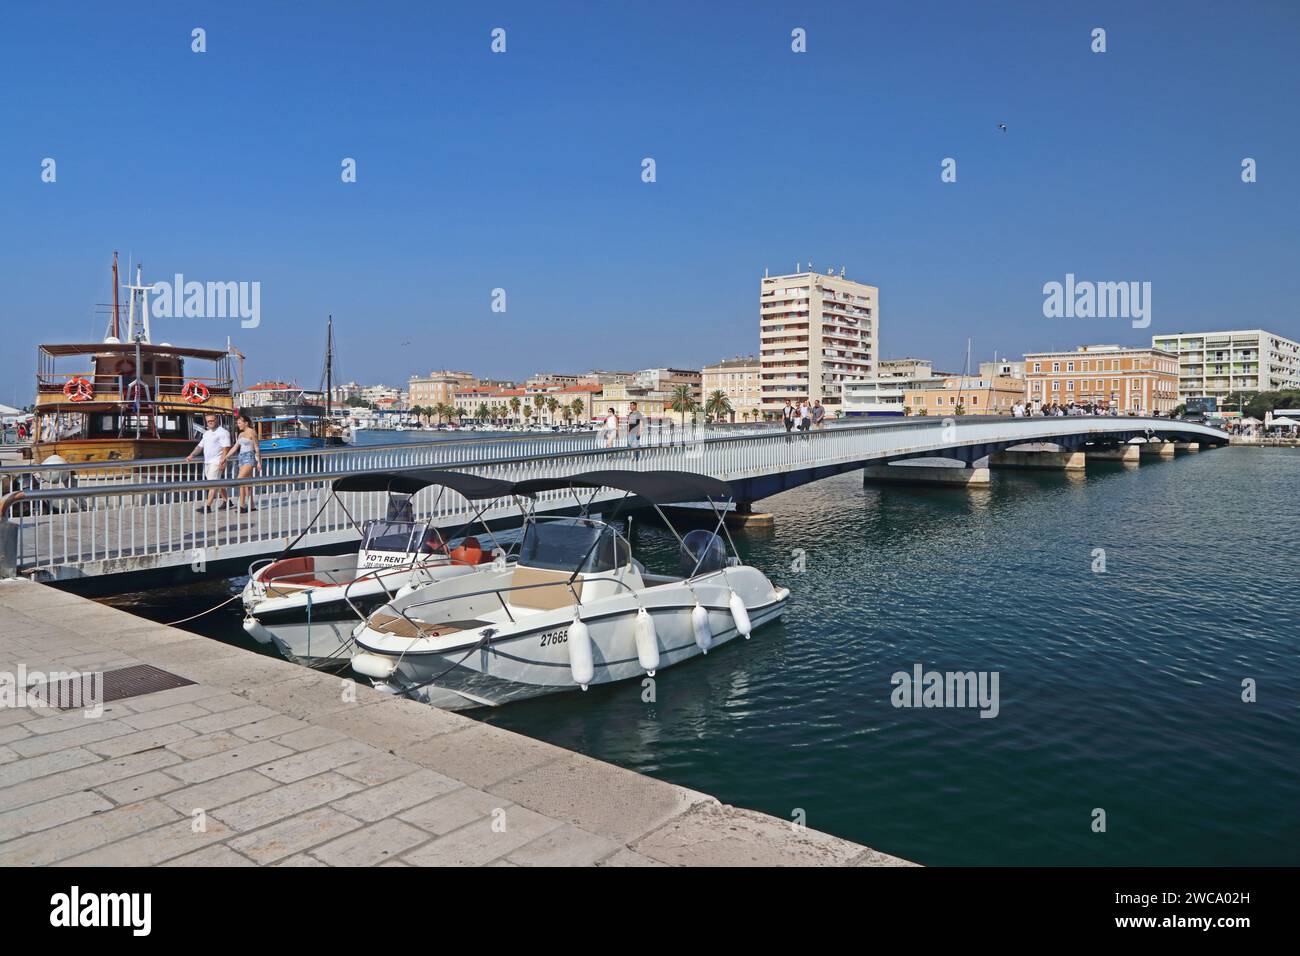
[511,469,742,587]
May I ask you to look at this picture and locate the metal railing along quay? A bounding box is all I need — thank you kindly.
[0,416,1228,582]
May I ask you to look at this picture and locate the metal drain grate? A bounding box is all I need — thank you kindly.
[35,664,195,710]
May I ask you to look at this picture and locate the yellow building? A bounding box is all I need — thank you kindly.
[598,382,667,423]
[408,370,476,409]
[903,376,1026,415]
[702,355,762,421]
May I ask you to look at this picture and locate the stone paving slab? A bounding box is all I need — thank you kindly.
[0,578,912,866]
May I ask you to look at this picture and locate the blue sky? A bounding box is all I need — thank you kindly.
[2,0,1297,399]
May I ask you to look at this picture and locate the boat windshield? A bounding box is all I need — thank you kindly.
[361,520,442,555]
[518,518,629,573]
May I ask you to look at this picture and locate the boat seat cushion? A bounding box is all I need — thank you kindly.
[508,567,583,611]
[368,612,490,639]
[263,556,314,580]
[449,536,490,566]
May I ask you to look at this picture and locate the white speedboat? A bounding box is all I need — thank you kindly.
[351,470,789,709]
[241,469,519,668]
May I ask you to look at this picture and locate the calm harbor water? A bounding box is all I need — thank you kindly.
[108,446,1300,865]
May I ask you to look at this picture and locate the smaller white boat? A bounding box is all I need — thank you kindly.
[351,470,789,710]
[241,469,520,667]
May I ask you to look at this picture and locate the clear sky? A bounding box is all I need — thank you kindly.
[2,0,1297,400]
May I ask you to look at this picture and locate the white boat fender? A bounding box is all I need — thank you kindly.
[567,613,595,689]
[729,591,752,639]
[352,652,399,680]
[691,602,713,653]
[634,607,660,675]
[242,616,275,645]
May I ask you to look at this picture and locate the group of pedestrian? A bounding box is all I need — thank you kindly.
[187,412,261,513]
[600,402,645,450]
[782,399,825,439]
[1014,401,1119,417]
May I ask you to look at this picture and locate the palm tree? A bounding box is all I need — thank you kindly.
[455,405,466,423]
[669,384,697,427]
[546,396,560,425]
[532,394,546,425]
[704,389,732,422]
[508,397,521,423]
[476,402,489,422]
[570,398,586,423]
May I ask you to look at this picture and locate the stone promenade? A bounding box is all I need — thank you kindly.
[0,579,910,867]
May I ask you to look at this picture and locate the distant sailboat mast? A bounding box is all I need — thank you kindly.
[324,315,334,419]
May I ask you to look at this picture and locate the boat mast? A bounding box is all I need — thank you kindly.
[111,251,120,340]
[123,263,154,344]
[325,315,333,418]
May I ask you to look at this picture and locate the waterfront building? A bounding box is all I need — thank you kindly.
[878,358,933,380]
[585,369,637,386]
[842,359,941,417]
[329,380,363,404]
[1023,344,1177,414]
[633,367,702,403]
[358,383,402,407]
[760,267,878,415]
[701,356,762,421]
[842,378,920,416]
[453,382,602,424]
[525,372,595,388]
[599,381,666,423]
[1150,329,1300,406]
[407,370,477,409]
[903,376,1025,416]
[979,358,1026,380]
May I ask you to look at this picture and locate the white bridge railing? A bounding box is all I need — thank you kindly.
[0,416,1227,581]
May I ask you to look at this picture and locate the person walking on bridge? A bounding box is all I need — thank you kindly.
[601,408,618,448]
[187,412,232,512]
[625,402,644,456]
[221,413,262,513]
[782,400,795,442]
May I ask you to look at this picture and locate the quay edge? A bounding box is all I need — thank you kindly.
[0,578,913,868]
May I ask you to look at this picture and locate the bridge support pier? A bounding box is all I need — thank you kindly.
[1173,442,1200,453]
[1088,444,1140,463]
[726,501,775,529]
[863,464,990,488]
[1140,441,1176,458]
[989,449,1085,471]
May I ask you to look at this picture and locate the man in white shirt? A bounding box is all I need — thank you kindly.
[187,413,232,511]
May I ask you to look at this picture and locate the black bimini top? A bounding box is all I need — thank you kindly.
[331,469,517,499]
[512,469,733,504]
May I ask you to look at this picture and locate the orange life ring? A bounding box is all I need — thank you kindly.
[181,381,210,405]
[63,377,94,402]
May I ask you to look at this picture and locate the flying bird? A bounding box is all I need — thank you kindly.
[997,123,1008,132]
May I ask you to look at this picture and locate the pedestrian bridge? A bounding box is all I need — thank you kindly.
[0,416,1227,591]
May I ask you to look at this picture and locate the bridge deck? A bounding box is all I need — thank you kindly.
[2,417,1227,585]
